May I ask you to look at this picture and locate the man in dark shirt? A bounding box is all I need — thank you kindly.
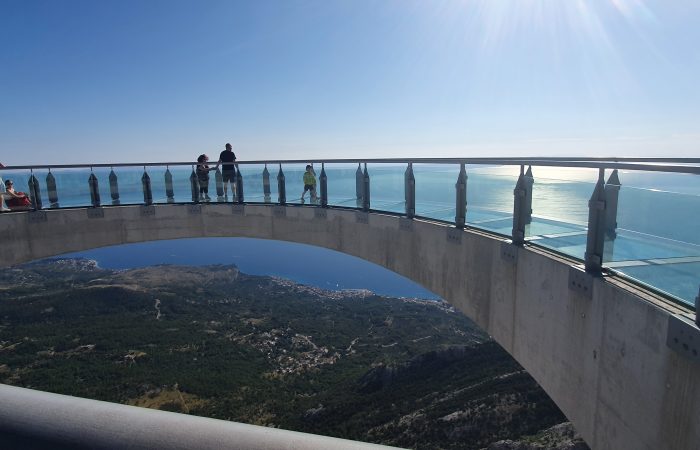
[216,143,237,198]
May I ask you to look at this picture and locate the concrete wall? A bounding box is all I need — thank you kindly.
[0,204,698,450]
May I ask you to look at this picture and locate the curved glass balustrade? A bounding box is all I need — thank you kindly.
[1,159,698,309]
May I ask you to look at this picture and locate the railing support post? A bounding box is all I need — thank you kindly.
[0,177,7,211]
[524,166,534,224]
[604,169,620,238]
[164,168,174,203]
[455,163,467,228]
[355,163,363,202]
[511,165,527,245]
[236,166,244,203]
[695,286,700,327]
[46,170,59,208]
[109,168,120,205]
[603,169,620,263]
[28,171,42,210]
[263,164,271,203]
[88,170,100,207]
[141,168,152,205]
[405,162,415,219]
[585,168,607,274]
[362,163,370,212]
[277,164,286,205]
[214,168,224,199]
[189,167,199,203]
[320,163,328,208]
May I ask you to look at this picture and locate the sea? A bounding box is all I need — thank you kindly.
[3,163,698,305]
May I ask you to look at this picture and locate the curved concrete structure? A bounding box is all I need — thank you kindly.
[0,203,698,450]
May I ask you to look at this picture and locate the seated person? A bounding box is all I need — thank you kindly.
[3,179,32,210]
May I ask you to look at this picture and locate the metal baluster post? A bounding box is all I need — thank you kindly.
[362,163,370,212]
[512,165,527,245]
[109,168,120,205]
[215,167,224,200]
[405,162,415,219]
[189,166,199,203]
[320,163,328,208]
[584,168,607,274]
[164,167,175,203]
[277,164,286,205]
[88,169,100,207]
[141,167,153,205]
[46,169,59,208]
[604,169,620,238]
[695,286,699,327]
[355,163,363,207]
[603,169,620,263]
[455,163,467,228]
[236,166,244,203]
[524,166,534,224]
[28,170,42,210]
[263,164,271,203]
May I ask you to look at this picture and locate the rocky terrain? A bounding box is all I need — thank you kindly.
[0,259,588,449]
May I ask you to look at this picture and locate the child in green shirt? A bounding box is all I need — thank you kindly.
[301,164,317,203]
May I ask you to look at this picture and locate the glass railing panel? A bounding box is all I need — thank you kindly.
[525,167,598,260]
[43,167,94,208]
[413,163,458,222]
[466,165,519,235]
[324,163,363,208]
[606,171,700,306]
[238,164,275,203]
[277,163,312,205]
[369,163,405,214]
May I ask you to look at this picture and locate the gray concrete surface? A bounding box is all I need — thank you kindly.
[0,383,397,450]
[0,204,698,450]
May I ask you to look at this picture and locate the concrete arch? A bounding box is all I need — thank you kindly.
[0,204,698,450]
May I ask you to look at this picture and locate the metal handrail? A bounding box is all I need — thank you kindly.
[1,157,699,174]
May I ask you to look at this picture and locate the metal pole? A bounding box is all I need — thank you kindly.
[320,163,328,208]
[585,168,607,274]
[236,166,244,203]
[262,164,271,203]
[455,163,466,228]
[511,165,527,245]
[604,169,621,238]
[109,168,120,205]
[277,164,286,205]
[164,168,175,203]
[141,168,152,205]
[362,163,370,212]
[405,162,415,219]
[28,171,42,210]
[88,171,100,207]
[46,170,59,207]
[189,167,199,203]
[603,169,620,263]
[355,163,363,201]
[695,286,699,327]
[524,165,534,225]
[214,168,224,199]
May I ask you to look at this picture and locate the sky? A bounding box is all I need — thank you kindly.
[1,0,699,165]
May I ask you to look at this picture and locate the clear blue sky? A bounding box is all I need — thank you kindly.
[1,0,698,165]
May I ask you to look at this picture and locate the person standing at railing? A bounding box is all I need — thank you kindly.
[196,154,214,201]
[301,164,317,203]
[215,143,237,200]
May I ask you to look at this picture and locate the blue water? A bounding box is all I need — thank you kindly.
[61,238,441,300]
[4,163,698,306]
